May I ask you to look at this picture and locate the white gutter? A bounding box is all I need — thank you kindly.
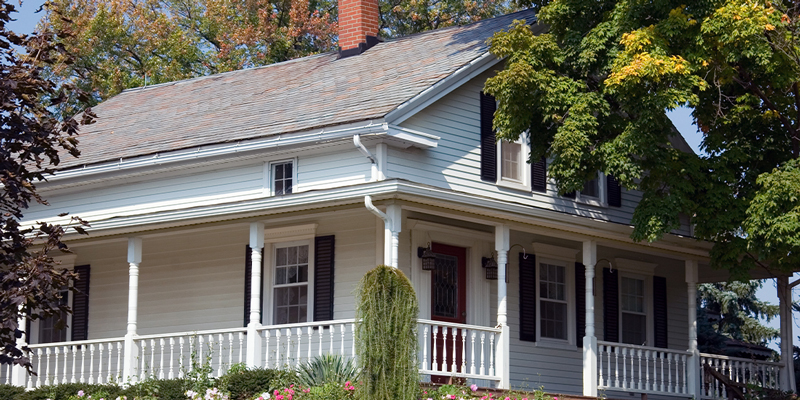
[364,195,400,268]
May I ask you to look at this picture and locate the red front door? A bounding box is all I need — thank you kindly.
[430,243,467,383]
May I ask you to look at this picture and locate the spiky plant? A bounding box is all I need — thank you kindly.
[354,265,419,400]
[296,354,359,387]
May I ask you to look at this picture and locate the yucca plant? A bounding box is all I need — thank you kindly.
[296,354,360,387]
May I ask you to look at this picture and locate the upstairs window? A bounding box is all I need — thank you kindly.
[272,161,293,195]
[501,140,524,182]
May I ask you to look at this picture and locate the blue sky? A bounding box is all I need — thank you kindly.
[9,1,799,351]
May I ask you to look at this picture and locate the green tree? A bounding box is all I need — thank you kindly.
[483,0,800,278]
[379,0,511,37]
[0,1,93,371]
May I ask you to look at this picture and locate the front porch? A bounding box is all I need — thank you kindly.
[2,200,795,399]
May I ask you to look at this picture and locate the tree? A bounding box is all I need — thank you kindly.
[483,0,800,278]
[379,0,511,37]
[697,281,779,355]
[0,1,93,371]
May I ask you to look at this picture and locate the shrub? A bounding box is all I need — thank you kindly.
[17,383,123,400]
[304,382,356,400]
[354,265,419,400]
[221,368,295,400]
[0,384,24,400]
[123,378,191,400]
[296,354,359,388]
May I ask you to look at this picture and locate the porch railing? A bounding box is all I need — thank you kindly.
[418,319,501,382]
[597,341,689,395]
[9,319,502,389]
[700,353,783,399]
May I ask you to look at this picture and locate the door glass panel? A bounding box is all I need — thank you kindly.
[432,253,458,319]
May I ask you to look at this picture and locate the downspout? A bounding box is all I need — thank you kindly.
[354,135,379,181]
[364,196,399,268]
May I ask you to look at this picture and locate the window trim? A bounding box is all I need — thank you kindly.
[261,224,318,325]
[265,158,298,196]
[531,243,580,347]
[614,258,657,346]
[495,133,530,191]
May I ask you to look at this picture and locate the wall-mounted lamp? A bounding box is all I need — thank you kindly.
[417,243,437,271]
[482,254,498,280]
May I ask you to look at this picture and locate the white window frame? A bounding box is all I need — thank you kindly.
[29,254,76,344]
[614,258,656,346]
[261,224,317,325]
[576,171,607,207]
[531,243,579,348]
[264,158,298,196]
[496,133,530,191]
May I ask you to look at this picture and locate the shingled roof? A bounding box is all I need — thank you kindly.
[62,9,537,170]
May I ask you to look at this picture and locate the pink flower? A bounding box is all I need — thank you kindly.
[470,384,478,392]
[77,391,85,397]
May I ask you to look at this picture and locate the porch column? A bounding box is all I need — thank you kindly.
[778,276,796,391]
[246,222,265,368]
[686,260,700,399]
[385,204,401,268]
[582,240,598,397]
[123,237,142,383]
[10,312,27,387]
[495,225,510,389]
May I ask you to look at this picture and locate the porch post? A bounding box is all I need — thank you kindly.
[778,276,795,391]
[686,260,700,399]
[582,240,597,397]
[10,313,28,387]
[385,204,401,268]
[246,222,265,368]
[123,237,142,383]
[494,225,510,389]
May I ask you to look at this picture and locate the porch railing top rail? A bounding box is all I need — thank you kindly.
[27,337,124,349]
[597,340,691,355]
[134,326,248,341]
[255,319,356,331]
[417,319,502,333]
[699,352,784,367]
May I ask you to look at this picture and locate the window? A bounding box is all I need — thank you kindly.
[620,276,647,345]
[273,243,309,324]
[576,172,606,205]
[272,161,293,195]
[501,141,523,182]
[38,289,69,344]
[539,262,567,340]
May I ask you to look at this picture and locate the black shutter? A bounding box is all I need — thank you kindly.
[314,235,336,322]
[519,253,537,342]
[607,175,622,207]
[71,265,90,341]
[575,262,585,348]
[244,246,264,327]
[653,276,668,348]
[603,267,619,342]
[531,157,547,193]
[480,92,497,182]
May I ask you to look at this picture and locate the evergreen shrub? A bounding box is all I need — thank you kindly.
[221,368,295,400]
[0,384,24,400]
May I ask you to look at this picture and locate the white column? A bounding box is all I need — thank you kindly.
[686,260,700,399]
[495,225,510,389]
[778,276,795,391]
[246,222,265,368]
[582,240,598,397]
[123,237,142,383]
[10,313,28,387]
[385,204,401,268]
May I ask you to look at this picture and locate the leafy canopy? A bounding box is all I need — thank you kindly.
[0,0,93,370]
[485,0,800,278]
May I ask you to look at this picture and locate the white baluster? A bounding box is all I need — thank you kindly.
[51,347,58,385]
[614,346,620,388]
[62,345,70,384]
[140,340,147,379]
[116,342,123,382]
[340,325,345,355]
[460,329,466,374]
[275,329,282,367]
[198,335,204,374]
[329,325,334,355]
[238,332,245,364]
[645,350,651,391]
[469,331,476,375]
[350,323,355,357]
[479,332,485,376]
[35,348,42,387]
[422,326,429,370]
[227,333,233,371]
[263,330,271,369]
[318,326,323,357]
[621,347,627,389]
[86,344,94,384]
[450,327,457,373]
[106,343,113,383]
[598,345,604,387]
[97,343,105,384]
[432,327,439,372]
[659,351,665,392]
[636,349,642,390]
[489,333,495,376]
[178,337,185,379]
[168,338,175,379]
[307,327,312,363]
[295,328,302,367]
[442,327,449,372]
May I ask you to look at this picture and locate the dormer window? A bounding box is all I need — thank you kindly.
[272,160,294,195]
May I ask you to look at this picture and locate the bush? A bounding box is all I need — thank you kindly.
[296,355,359,388]
[123,379,191,400]
[0,384,24,400]
[304,382,355,400]
[17,383,123,400]
[221,368,295,400]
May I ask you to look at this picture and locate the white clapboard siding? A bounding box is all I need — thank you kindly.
[296,149,371,192]
[392,71,693,234]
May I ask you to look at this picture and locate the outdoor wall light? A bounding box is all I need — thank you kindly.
[482,254,498,280]
[417,243,437,271]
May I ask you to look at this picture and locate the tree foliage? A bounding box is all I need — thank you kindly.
[696,281,779,354]
[354,265,418,400]
[484,0,800,278]
[379,0,511,37]
[0,1,93,370]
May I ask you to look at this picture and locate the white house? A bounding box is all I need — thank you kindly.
[2,2,795,398]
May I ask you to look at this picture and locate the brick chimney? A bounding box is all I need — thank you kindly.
[338,0,380,58]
